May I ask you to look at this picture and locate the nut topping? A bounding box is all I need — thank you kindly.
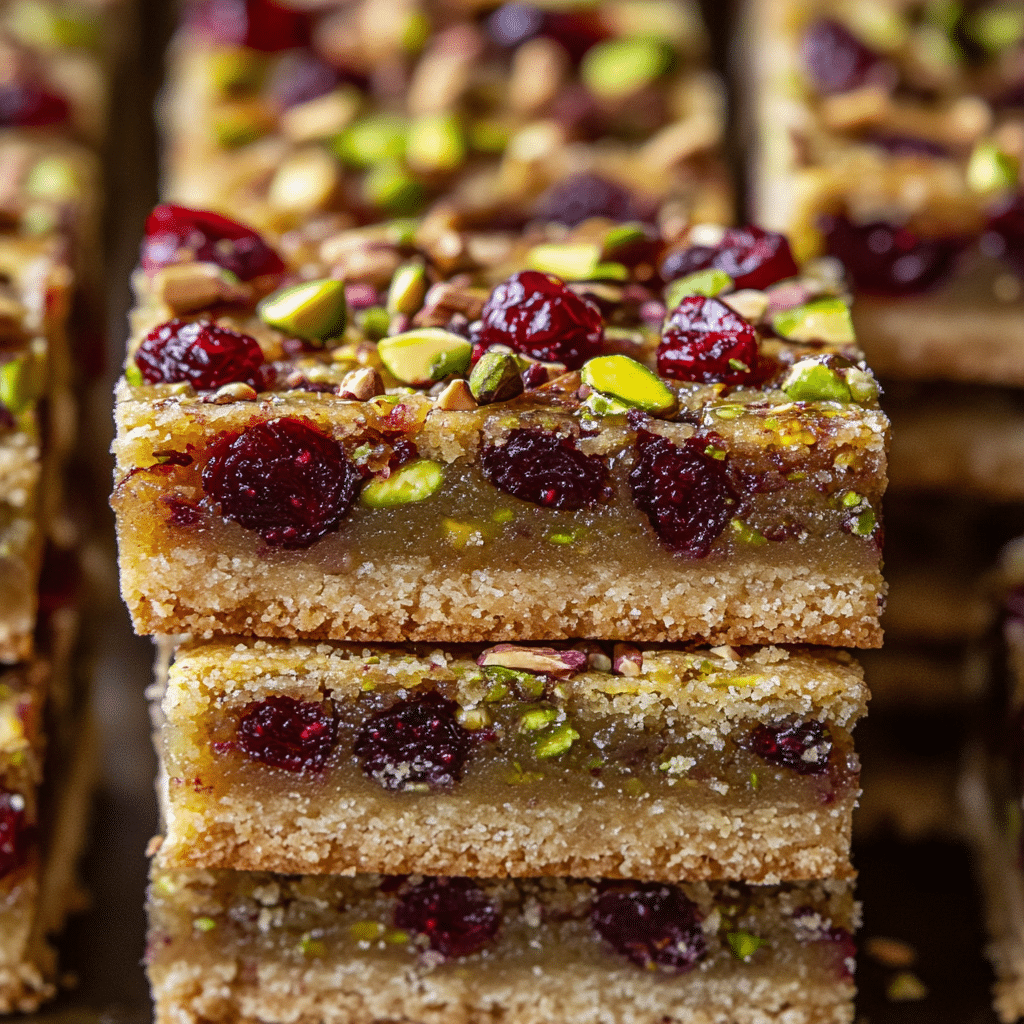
[477,644,587,678]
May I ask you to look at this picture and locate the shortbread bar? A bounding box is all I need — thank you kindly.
[112,211,889,646]
[154,638,866,882]
[147,865,858,1024]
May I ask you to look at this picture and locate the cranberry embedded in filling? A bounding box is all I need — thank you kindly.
[0,790,33,882]
[393,876,501,957]
[746,719,832,776]
[236,695,337,772]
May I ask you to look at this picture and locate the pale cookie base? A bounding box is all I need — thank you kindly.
[147,868,858,1024]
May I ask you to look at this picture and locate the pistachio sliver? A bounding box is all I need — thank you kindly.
[526,243,601,280]
[406,113,466,173]
[258,278,347,344]
[377,328,471,386]
[581,37,673,101]
[0,354,42,415]
[361,459,444,508]
[781,360,852,402]
[772,297,854,344]
[966,141,1019,194]
[469,349,524,404]
[665,268,733,308]
[581,354,676,415]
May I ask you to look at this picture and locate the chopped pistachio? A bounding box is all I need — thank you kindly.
[603,222,649,257]
[214,108,268,148]
[505,762,545,785]
[492,508,515,524]
[259,279,347,344]
[363,162,425,216]
[358,306,391,341]
[841,491,862,508]
[484,681,509,702]
[469,349,525,404]
[483,665,545,699]
[967,5,1024,52]
[299,934,327,957]
[723,288,769,322]
[406,113,466,173]
[851,508,876,536]
[704,444,726,460]
[534,722,580,758]
[378,328,471,385]
[0,355,41,415]
[729,518,767,546]
[209,48,265,93]
[772,297,854,344]
[349,920,386,943]
[192,917,217,932]
[546,526,586,545]
[333,114,407,167]
[456,707,492,730]
[527,243,601,280]
[967,141,1019,194]
[124,363,143,387]
[10,0,100,49]
[782,360,852,402]
[887,972,929,1002]
[581,354,676,415]
[582,391,633,417]
[749,771,759,790]
[361,459,444,507]
[385,929,410,944]
[845,366,879,403]
[268,149,340,215]
[520,708,559,732]
[387,261,429,318]
[25,156,78,201]
[665,268,732,308]
[594,261,629,281]
[726,931,768,962]
[581,37,673,100]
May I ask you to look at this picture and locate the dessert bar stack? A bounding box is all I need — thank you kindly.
[0,0,126,1009]
[111,1,888,1021]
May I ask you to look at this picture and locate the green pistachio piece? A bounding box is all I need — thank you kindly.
[333,115,408,167]
[358,306,391,341]
[582,391,632,417]
[406,113,466,173]
[967,142,1019,195]
[0,355,41,415]
[349,921,386,942]
[483,665,545,699]
[469,119,512,153]
[362,162,425,216]
[887,972,928,1002]
[534,722,580,758]
[259,279,347,343]
[665,269,733,308]
[193,917,217,932]
[581,37,673,101]
[25,156,78,201]
[209,48,266,93]
[729,518,767,546]
[378,328,471,386]
[726,931,768,962]
[268,149,340,214]
[469,349,525,404]
[603,222,649,258]
[403,9,430,51]
[387,261,428,318]
[520,708,559,732]
[526,243,601,280]
[594,261,629,281]
[781,360,852,402]
[10,0,99,48]
[214,109,267,148]
[299,935,327,957]
[772,297,855,344]
[845,366,879,403]
[124,363,144,387]
[851,507,876,536]
[967,6,1024,52]
[581,354,676,415]
[360,459,444,507]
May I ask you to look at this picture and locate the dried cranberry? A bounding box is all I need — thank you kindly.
[988,192,1024,274]
[393,877,501,958]
[481,429,611,510]
[0,790,33,881]
[477,271,604,370]
[0,407,15,433]
[268,51,340,109]
[629,429,740,557]
[591,883,706,973]
[141,204,285,281]
[865,133,950,158]
[202,417,361,547]
[354,691,471,791]
[186,0,311,51]
[746,719,832,775]
[541,9,608,62]
[661,226,798,291]
[821,214,962,295]
[801,18,888,95]
[658,296,760,385]
[535,173,634,227]
[0,82,70,127]
[134,318,265,389]
[236,695,336,772]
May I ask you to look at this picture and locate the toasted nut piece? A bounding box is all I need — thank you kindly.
[280,88,361,143]
[469,349,524,404]
[612,643,643,676]
[202,382,258,404]
[413,278,487,328]
[432,378,477,410]
[361,459,444,507]
[864,936,917,969]
[574,642,613,673]
[387,260,429,318]
[477,644,587,678]
[378,328,471,386]
[151,263,247,315]
[773,298,854,344]
[339,366,384,400]
[782,359,852,402]
[509,36,568,115]
[723,289,769,322]
[407,24,482,115]
[259,278,348,343]
[665,268,732,308]
[325,245,403,289]
[582,37,672,101]
[268,149,341,215]
[581,354,676,415]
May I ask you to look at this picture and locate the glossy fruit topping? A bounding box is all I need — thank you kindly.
[393,877,501,958]
[658,296,760,385]
[536,172,635,227]
[662,226,798,291]
[820,214,961,295]
[591,883,707,973]
[142,204,285,281]
[186,0,311,51]
[629,429,740,557]
[134,318,264,389]
[0,82,70,127]
[481,428,612,510]
[236,695,336,772]
[801,18,888,95]
[354,691,471,791]
[0,790,33,881]
[746,719,832,775]
[202,417,361,547]
[477,271,603,370]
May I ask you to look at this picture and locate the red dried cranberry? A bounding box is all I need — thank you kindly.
[481,428,611,510]
[0,82,70,127]
[535,173,635,227]
[865,133,949,158]
[354,691,471,791]
[801,18,888,95]
[988,191,1024,274]
[0,790,33,881]
[186,0,311,51]
[658,296,760,385]
[591,883,707,973]
[0,407,15,432]
[134,318,265,390]
[141,204,285,281]
[236,695,336,772]
[202,417,360,547]
[629,429,740,557]
[821,214,961,295]
[661,226,798,291]
[393,877,501,958]
[541,9,608,62]
[477,271,604,370]
[746,719,832,775]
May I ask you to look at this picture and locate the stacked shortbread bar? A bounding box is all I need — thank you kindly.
[0,0,125,1008]
[113,2,890,1021]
